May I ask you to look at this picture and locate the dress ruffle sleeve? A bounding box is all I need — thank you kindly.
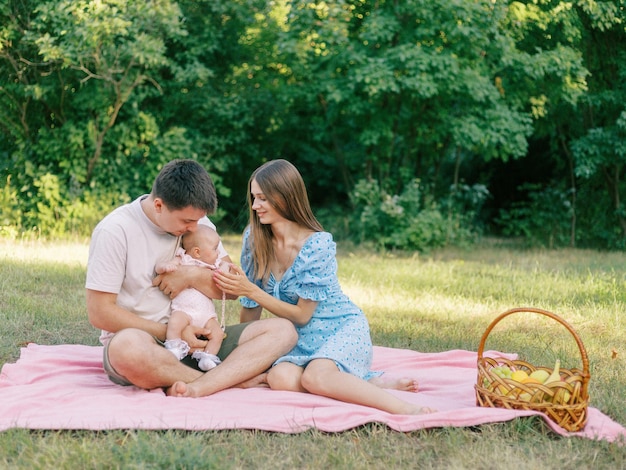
[239,228,260,309]
[294,232,336,302]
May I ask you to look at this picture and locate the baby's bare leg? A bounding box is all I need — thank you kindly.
[166,310,193,340]
[164,311,194,360]
[167,318,297,397]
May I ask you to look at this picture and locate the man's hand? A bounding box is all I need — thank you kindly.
[155,264,232,300]
[155,262,179,275]
[153,265,196,298]
[181,324,210,352]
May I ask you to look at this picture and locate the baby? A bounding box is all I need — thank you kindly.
[155,225,229,371]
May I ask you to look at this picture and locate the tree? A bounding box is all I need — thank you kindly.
[263,1,562,200]
[570,1,626,247]
[1,0,186,194]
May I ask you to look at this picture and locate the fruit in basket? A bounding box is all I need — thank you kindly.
[521,377,541,384]
[487,365,512,395]
[491,365,512,379]
[510,370,529,382]
[552,375,576,403]
[529,369,550,383]
[553,387,572,404]
[544,359,561,385]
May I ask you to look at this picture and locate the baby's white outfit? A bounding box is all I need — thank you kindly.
[165,247,222,370]
[171,247,219,326]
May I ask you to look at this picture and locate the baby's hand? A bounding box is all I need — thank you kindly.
[217,262,233,274]
[155,262,179,274]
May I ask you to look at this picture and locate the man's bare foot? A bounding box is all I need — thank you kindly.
[166,373,269,397]
[166,381,197,397]
[236,372,269,389]
[369,375,419,393]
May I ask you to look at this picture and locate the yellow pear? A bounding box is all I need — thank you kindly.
[554,387,572,404]
[544,359,561,385]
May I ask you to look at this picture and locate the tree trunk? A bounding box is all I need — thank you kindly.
[602,164,626,239]
[558,129,576,247]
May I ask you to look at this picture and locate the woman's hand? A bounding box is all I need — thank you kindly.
[213,264,256,297]
[215,264,317,326]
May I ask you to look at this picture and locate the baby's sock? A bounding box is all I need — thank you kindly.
[191,351,222,371]
[164,339,190,360]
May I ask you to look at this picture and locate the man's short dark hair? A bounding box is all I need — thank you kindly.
[152,159,217,214]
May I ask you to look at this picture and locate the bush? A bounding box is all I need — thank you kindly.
[0,172,132,239]
[0,176,22,238]
[348,178,482,251]
[496,183,573,248]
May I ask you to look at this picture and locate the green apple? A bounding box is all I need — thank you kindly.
[529,369,550,384]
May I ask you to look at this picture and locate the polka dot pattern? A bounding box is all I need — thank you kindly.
[239,229,381,380]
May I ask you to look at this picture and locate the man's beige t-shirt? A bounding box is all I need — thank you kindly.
[85,195,226,345]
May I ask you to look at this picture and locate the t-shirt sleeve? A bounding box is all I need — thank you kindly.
[294,232,336,302]
[239,228,260,309]
[85,224,127,294]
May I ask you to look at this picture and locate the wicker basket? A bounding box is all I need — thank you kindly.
[475,307,590,432]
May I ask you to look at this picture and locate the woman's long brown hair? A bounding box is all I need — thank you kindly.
[247,159,324,283]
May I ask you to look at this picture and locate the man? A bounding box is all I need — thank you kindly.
[86,159,297,396]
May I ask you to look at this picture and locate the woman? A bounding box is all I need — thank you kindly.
[214,159,434,415]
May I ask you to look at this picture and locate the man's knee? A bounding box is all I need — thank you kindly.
[107,328,154,372]
[240,317,297,348]
[271,318,298,349]
[264,318,298,353]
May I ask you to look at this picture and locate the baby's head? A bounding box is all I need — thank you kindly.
[182,225,221,266]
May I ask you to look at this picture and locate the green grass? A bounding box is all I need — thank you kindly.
[1,236,625,469]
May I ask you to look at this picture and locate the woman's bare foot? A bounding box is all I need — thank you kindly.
[398,403,437,415]
[236,372,269,389]
[369,375,419,393]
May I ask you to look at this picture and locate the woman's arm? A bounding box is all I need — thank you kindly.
[215,265,317,326]
[240,305,262,323]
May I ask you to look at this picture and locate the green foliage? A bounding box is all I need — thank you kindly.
[270,0,537,195]
[571,177,626,250]
[0,0,625,249]
[0,176,22,238]
[496,183,573,248]
[444,182,491,245]
[348,178,483,251]
[0,170,130,239]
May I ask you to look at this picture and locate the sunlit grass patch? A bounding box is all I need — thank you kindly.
[1,237,626,468]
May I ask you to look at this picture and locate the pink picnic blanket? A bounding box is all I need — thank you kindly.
[1,344,624,442]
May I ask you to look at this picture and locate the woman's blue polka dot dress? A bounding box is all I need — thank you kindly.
[240,229,381,381]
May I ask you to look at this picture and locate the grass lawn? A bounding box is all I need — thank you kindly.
[1,236,625,469]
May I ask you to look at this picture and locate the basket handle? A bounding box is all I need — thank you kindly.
[476,307,590,376]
